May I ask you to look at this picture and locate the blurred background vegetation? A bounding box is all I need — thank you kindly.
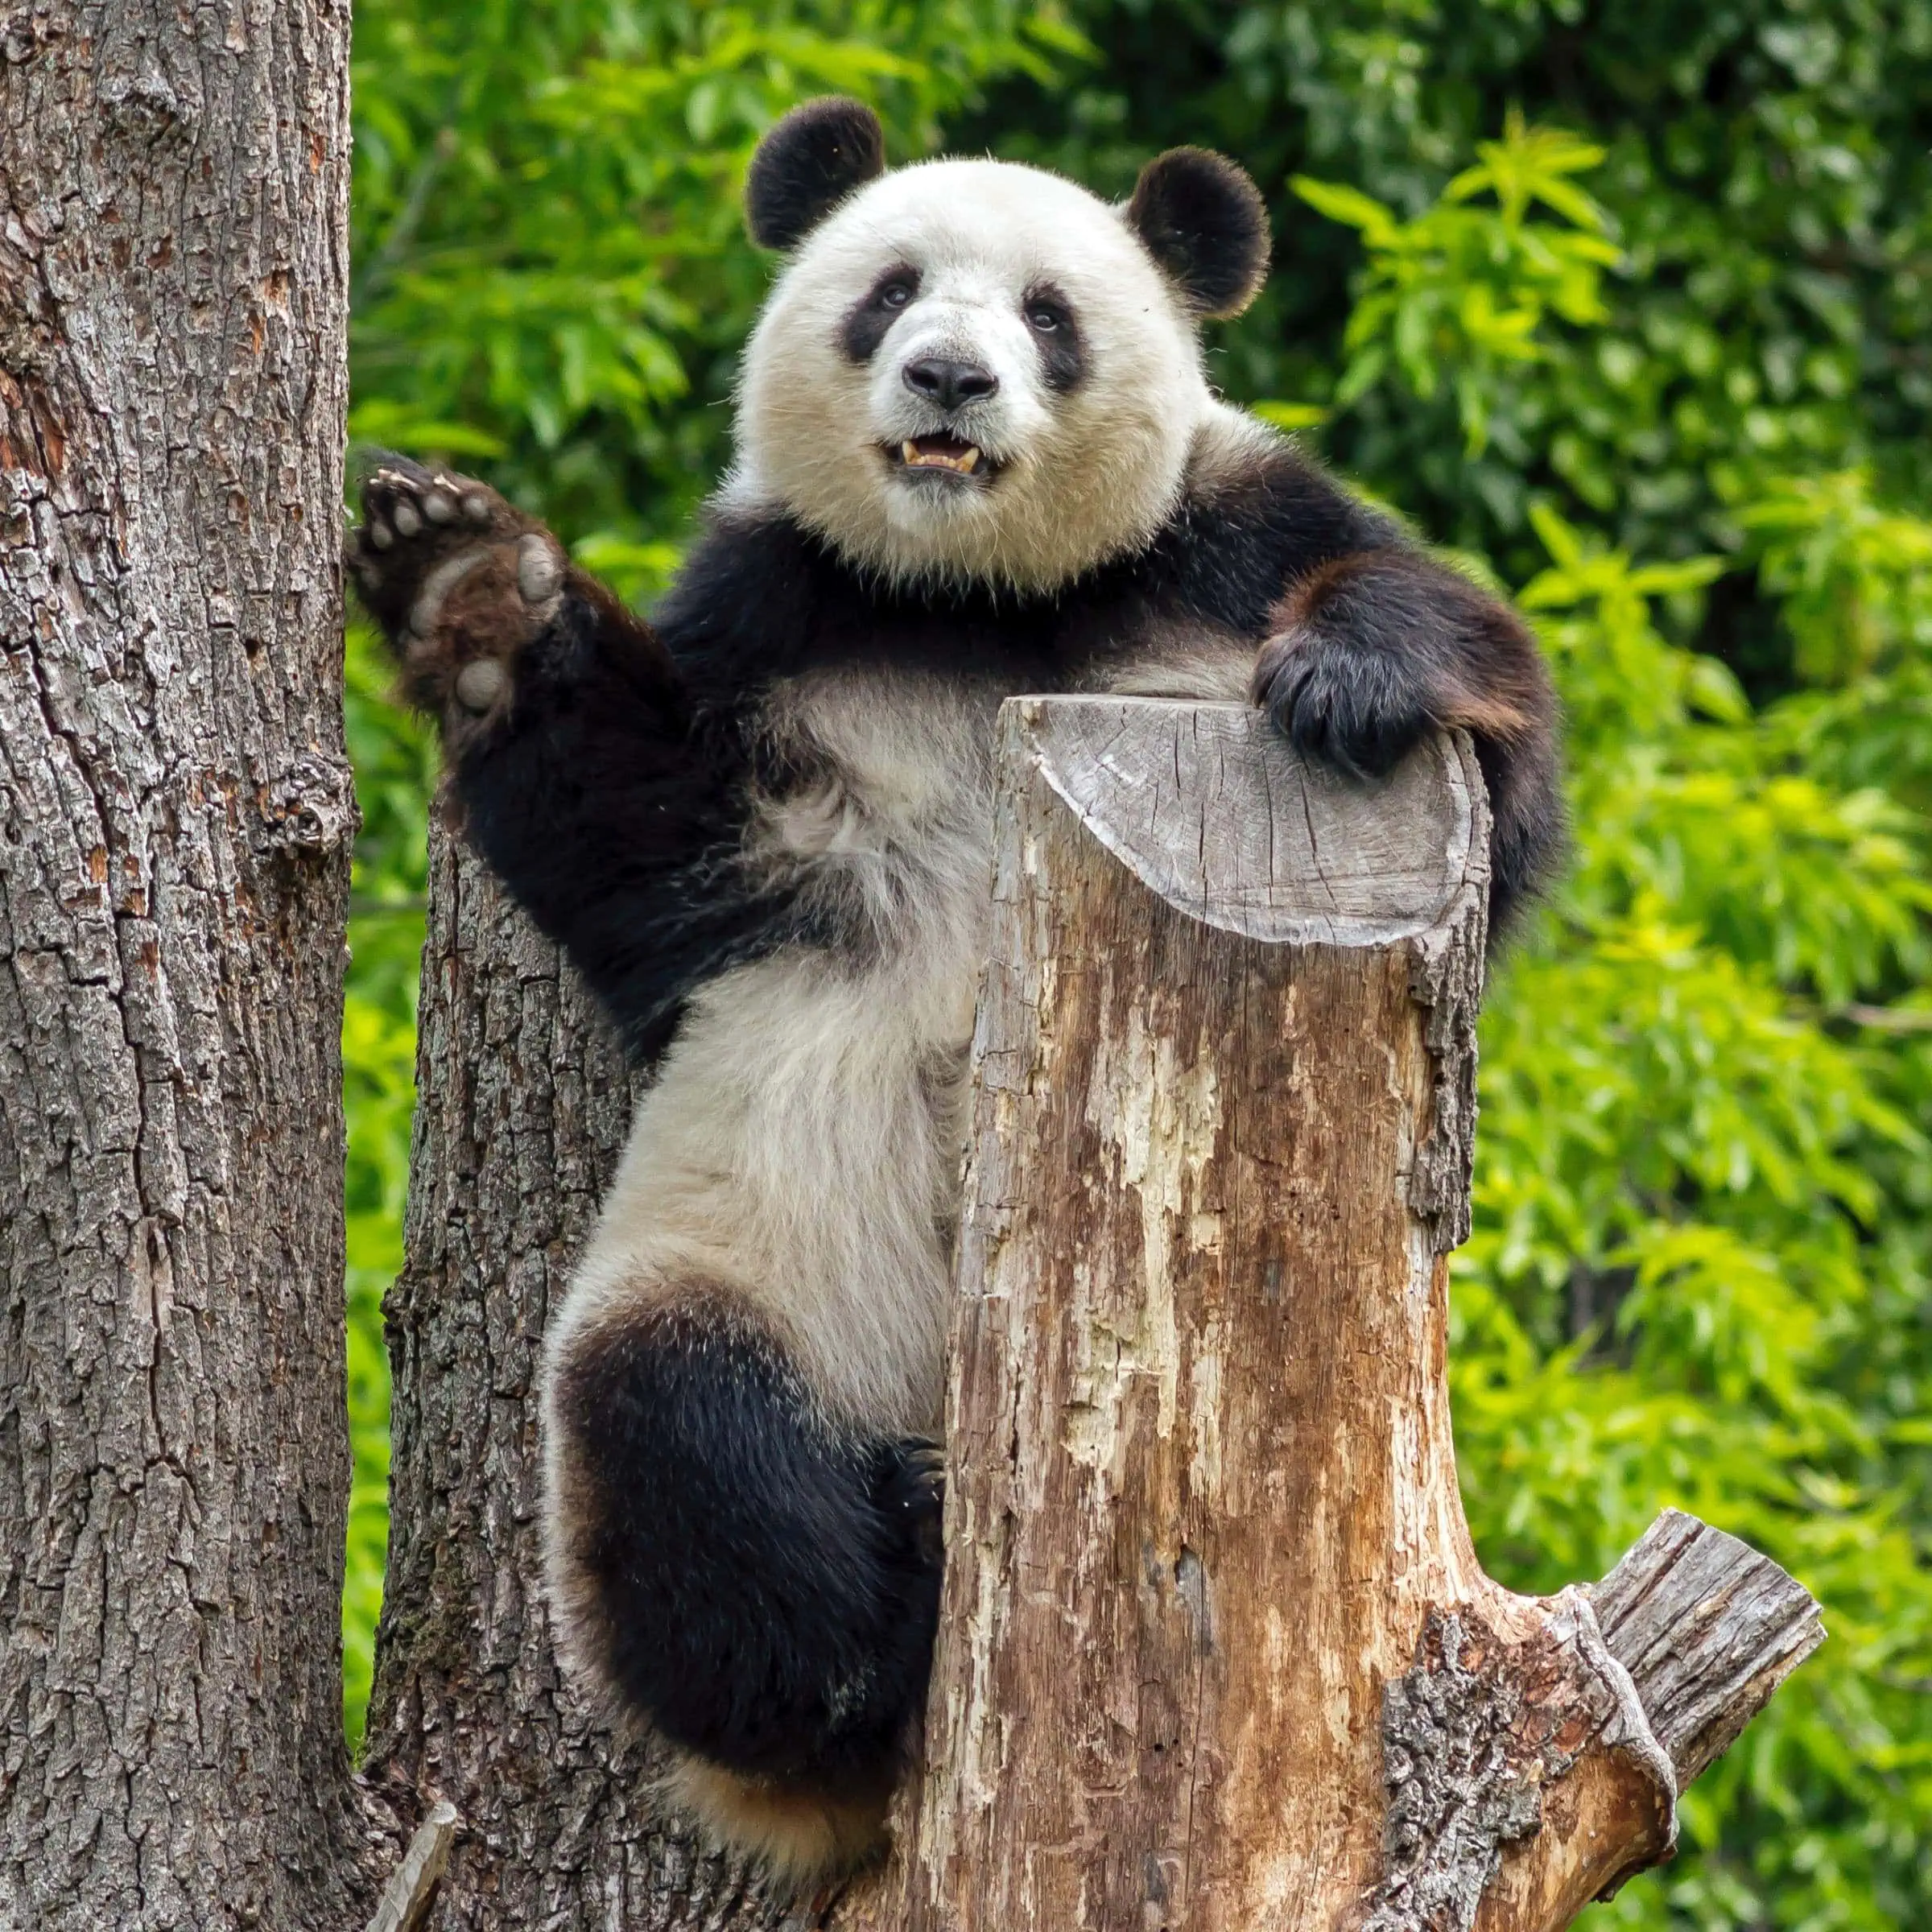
[341,2,1932,1923]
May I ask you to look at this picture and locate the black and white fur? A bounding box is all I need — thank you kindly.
[349,98,1561,1884]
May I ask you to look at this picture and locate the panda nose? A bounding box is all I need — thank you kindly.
[902,357,999,411]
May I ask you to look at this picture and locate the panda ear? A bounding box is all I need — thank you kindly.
[1126,147,1270,320]
[745,98,887,251]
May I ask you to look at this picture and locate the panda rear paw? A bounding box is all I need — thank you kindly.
[347,454,570,737]
[876,1439,946,1572]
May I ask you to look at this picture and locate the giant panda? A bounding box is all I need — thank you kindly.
[349,98,1561,1885]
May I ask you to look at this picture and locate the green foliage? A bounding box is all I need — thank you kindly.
[341,1,1932,1921]
[1294,118,1619,455]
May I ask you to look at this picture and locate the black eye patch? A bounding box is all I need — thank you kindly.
[1022,283,1084,393]
[838,264,921,364]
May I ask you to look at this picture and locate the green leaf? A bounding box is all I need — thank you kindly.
[1251,400,1328,431]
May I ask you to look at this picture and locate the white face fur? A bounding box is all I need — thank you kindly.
[733,159,1216,596]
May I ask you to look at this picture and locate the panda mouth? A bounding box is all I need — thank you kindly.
[888,434,997,481]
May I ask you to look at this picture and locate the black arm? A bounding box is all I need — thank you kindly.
[349,459,803,1062]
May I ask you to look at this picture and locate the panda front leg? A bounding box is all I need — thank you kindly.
[1251,547,1565,937]
[542,1290,944,1879]
[347,456,761,1055]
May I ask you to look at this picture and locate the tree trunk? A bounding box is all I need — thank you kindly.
[0,2,376,1927]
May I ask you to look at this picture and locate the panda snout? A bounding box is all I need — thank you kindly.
[902,357,999,412]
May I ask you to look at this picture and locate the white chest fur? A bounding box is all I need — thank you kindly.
[560,669,1001,1435]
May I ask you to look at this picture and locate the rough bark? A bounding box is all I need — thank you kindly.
[0,2,374,1926]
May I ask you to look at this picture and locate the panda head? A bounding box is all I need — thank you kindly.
[732,99,1269,596]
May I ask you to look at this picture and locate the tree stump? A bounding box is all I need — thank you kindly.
[840,698,1823,1932]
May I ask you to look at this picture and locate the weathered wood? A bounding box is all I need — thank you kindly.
[1362,1594,1661,1932]
[1456,1509,1827,1932]
[0,2,383,1925]
[1415,1584,1678,1932]
[842,697,1818,1932]
[881,698,1493,1932]
[1591,1509,1826,1787]
[365,1801,461,1932]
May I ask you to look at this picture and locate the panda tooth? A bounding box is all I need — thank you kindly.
[957,447,979,473]
[902,441,920,464]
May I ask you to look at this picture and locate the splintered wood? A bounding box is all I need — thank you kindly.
[836,698,1821,1932]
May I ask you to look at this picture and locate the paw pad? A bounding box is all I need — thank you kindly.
[349,453,572,730]
[516,534,561,605]
[454,659,507,712]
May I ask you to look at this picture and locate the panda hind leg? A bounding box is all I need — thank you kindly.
[543,1294,943,1882]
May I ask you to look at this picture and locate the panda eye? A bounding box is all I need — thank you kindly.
[879,280,915,310]
[1025,300,1067,334]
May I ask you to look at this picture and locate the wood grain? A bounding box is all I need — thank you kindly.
[893,699,1494,1931]
[1028,697,1478,944]
[1591,1509,1826,1788]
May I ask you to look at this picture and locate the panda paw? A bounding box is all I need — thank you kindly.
[347,455,570,739]
[1251,627,1437,782]
[876,1439,946,1573]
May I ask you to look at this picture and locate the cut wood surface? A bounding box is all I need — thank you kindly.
[1589,1509,1825,1790]
[830,698,1821,1932]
